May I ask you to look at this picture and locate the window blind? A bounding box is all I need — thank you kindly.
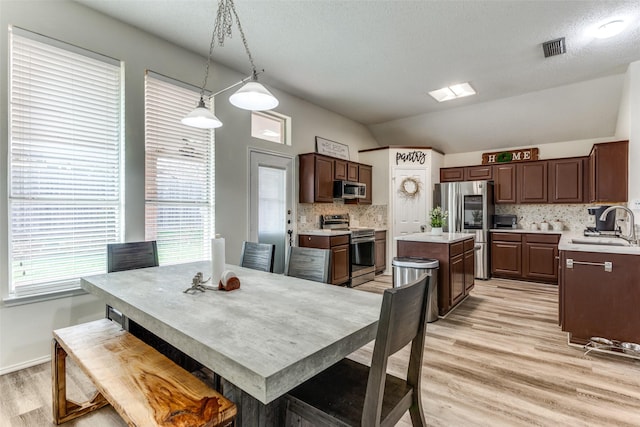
[8,27,123,297]
[144,72,214,265]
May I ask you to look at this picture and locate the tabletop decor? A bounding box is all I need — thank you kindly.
[398,176,422,199]
[429,206,448,235]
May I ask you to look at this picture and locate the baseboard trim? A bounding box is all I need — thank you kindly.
[0,355,50,375]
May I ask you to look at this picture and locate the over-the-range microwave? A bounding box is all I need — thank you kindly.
[333,180,366,199]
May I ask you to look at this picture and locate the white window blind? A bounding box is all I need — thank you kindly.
[144,72,214,265]
[8,27,123,297]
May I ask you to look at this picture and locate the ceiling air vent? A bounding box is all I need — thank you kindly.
[542,37,566,58]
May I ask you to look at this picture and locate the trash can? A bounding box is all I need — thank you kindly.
[392,257,439,323]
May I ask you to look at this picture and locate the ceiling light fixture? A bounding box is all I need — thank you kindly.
[429,82,476,103]
[182,0,279,129]
[594,20,627,39]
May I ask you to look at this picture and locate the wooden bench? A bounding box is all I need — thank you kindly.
[52,318,237,426]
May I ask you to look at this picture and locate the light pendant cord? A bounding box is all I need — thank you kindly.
[199,0,259,98]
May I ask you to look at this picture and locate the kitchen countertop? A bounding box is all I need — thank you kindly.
[558,231,640,255]
[490,228,563,234]
[299,228,387,236]
[395,232,474,244]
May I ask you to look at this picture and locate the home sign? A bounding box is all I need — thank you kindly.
[481,148,539,164]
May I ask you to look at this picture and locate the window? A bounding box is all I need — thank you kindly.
[8,27,123,298]
[144,72,214,264]
[251,110,291,145]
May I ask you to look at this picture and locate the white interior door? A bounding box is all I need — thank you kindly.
[393,168,428,238]
[249,150,294,274]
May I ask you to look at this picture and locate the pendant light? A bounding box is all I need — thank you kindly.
[182,0,279,129]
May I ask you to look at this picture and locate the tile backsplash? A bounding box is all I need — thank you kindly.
[495,204,604,231]
[297,202,388,232]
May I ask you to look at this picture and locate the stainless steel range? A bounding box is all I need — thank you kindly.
[321,214,375,287]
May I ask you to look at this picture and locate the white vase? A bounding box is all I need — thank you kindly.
[431,227,443,236]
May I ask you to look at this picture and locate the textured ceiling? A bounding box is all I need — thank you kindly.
[75,0,640,153]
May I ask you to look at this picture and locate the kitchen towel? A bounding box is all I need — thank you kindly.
[211,234,226,286]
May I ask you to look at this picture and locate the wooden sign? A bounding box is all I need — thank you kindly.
[482,148,539,164]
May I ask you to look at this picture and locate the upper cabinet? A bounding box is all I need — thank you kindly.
[493,163,517,204]
[299,153,334,203]
[589,140,628,203]
[548,157,585,204]
[517,161,548,203]
[439,140,628,205]
[464,165,493,181]
[299,153,372,204]
[440,167,464,182]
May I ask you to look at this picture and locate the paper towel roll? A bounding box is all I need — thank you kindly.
[211,234,225,286]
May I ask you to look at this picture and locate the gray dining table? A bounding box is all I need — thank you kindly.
[81,260,382,426]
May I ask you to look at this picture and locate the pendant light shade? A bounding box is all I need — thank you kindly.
[229,81,279,111]
[181,97,222,129]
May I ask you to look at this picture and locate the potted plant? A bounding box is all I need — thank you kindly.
[429,206,448,235]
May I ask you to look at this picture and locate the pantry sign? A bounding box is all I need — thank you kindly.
[481,147,539,164]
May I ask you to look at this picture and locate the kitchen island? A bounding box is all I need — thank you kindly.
[558,233,640,348]
[81,261,382,426]
[396,232,475,316]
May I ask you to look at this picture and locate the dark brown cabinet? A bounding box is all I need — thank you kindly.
[440,167,464,182]
[493,164,517,204]
[464,165,493,181]
[347,163,359,182]
[560,250,640,345]
[491,232,560,283]
[548,157,585,203]
[298,234,350,285]
[464,239,475,292]
[333,159,348,181]
[491,232,522,278]
[517,161,548,203]
[299,153,334,203]
[397,237,475,316]
[441,165,492,182]
[522,233,559,282]
[374,230,386,274]
[589,140,628,203]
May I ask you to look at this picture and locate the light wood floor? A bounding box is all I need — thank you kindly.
[2,277,640,426]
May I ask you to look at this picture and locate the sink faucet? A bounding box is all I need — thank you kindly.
[599,206,637,245]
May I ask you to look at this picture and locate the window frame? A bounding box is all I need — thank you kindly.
[251,110,291,145]
[6,26,124,301]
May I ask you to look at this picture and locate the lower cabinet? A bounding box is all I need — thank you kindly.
[298,234,350,285]
[397,237,475,316]
[560,250,640,345]
[374,231,386,274]
[491,232,559,283]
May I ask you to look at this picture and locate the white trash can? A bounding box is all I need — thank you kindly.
[392,257,439,322]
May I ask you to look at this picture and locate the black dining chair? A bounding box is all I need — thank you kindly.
[285,246,331,283]
[285,273,431,426]
[106,240,202,374]
[240,241,276,272]
[106,241,159,326]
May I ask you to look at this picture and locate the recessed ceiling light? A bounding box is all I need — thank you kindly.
[595,20,627,38]
[429,82,476,102]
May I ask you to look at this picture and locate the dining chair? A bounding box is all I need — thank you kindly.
[105,241,159,326]
[285,246,331,283]
[240,241,276,272]
[285,273,431,427]
[106,240,203,373]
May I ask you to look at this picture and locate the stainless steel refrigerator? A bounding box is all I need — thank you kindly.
[434,181,494,279]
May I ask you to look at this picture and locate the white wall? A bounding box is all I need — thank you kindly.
[443,137,615,168]
[0,0,379,373]
[616,61,640,213]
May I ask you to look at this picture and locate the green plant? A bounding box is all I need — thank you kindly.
[429,206,448,228]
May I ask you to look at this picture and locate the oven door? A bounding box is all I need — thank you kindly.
[350,236,375,286]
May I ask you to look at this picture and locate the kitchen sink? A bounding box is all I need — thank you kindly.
[570,237,632,247]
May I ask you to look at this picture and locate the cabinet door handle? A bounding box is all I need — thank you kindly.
[566,258,612,272]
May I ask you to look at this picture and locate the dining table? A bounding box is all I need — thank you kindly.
[80,261,383,426]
